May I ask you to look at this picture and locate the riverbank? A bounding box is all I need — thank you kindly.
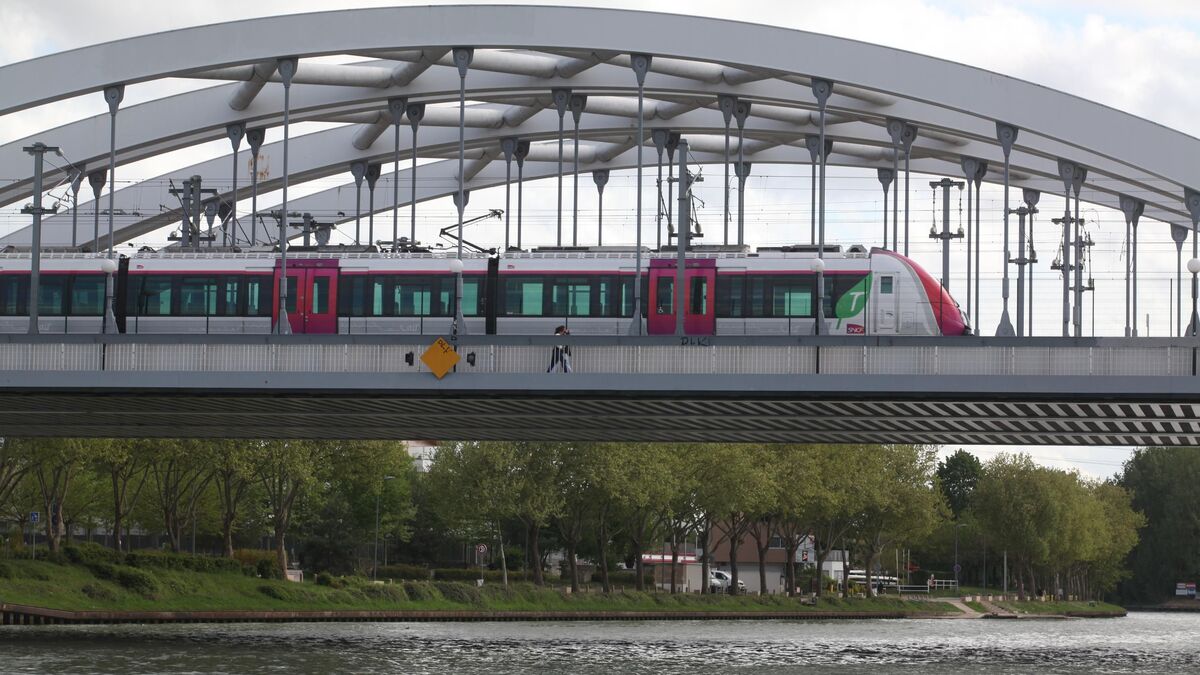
[0,557,958,624]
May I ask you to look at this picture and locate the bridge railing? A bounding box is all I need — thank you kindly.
[0,336,1193,377]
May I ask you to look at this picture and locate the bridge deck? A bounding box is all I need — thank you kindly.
[1,335,1197,445]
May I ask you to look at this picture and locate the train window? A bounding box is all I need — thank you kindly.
[218,277,239,316]
[689,276,708,314]
[179,277,217,316]
[36,276,67,316]
[772,278,813,317]
[462,278,482,316]
[311,277,329,314]
[394,278,433,316]
[880,276,894,294]
[747,277,768,317]
[0,275,25,316]
[285,277,298,314]
[139,277,173,316]
[655,277,674,315]
[246,276,271,316]
[369,277,386,316]
[550,278,590,317]
[71,275,105,316]
[716,276,744,317]
[504,277,544,316]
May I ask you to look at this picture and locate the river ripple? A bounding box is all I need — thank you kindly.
[0,612,1197,674]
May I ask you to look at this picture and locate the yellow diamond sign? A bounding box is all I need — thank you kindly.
[421,337,460,379]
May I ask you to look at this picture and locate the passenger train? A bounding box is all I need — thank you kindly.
[0,245,970,336]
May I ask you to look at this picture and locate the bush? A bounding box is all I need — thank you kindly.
[64,542,124,567]
[434,581,483,605]
[315,572,336,587]
[403,581,441,602]
[258,583,292,601]
[234,549,276,568]
[81,582,116,601]
[88,562,118,581]
[0,562,11,579]
[377,564,430,581]
[359,584,408,602]
[125,551,244,574]
[257,558,284,580]
[433,567,506,583]
[115,566,160,597]
[604,570,654,587]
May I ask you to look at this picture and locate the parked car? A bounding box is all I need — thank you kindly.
[708,570,746,594]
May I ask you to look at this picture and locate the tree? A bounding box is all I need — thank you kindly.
[0,438,34,511]
[205,441,257,558]
[255,440,325,574]
[1120,446,1199,602]
[937,449,982,519]
[148,439,214,553]
[772,445,822,596]
[24,438,91,552]
[94,439,149,552]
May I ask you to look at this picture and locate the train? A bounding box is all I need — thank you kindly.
[0,245,970,336]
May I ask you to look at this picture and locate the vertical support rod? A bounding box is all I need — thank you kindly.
[961,157,979,320]
[877,169,893,251]
[553,88,569,248]
[69,169,83,250]
[409,102,425,245]
[628,54,651,335]
[501,137,516,251]
[389,97,405,252]
[1058,160,1073,337]
[665,132,679,249]
[276,58,297,335]
[995,123,1018,336]
[226,123,245,246]
[247,128,265,245]
[675,139,690,337]
[453,48,473,332]
[570,94,585,248]
[1024,189,1039,335]
[22,143,57,335]
[1186,188,1200,337]
[516,141,529,250]
[1015,208,1027,337]
[902,125,917,257]
[718,95,735,246]
[653,129,666,251]
[887,120,904,252]
[974,164,984,334]
[594,170,609,246]
[366,164,381,247]
[103,85,124,259]
[350,161,366,245]
[734,102,751,247]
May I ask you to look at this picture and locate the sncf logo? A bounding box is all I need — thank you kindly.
[846,323,865,335]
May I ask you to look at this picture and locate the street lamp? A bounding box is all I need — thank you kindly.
[448,258,465,337]
[1188,258,1200,337]
[954,523,968,591]
[373,474,395,581]
[99,257,118,334]
[810,257,826,335]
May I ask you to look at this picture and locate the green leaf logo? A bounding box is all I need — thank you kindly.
[835,274,871,328]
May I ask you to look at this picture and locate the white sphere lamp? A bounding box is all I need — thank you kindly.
[1188,258,1200,275]
[448,258,464,275]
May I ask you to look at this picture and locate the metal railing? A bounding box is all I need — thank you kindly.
[0,335,1194,377]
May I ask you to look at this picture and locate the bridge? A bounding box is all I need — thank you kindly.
[0,335,1198,445]
[2,6,1199,444]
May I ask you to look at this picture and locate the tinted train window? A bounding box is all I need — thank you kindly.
[311,277,329,314]
[71,275,105,316]
[246,276,271,316]
[179,277,217,316]
[690,276,707,314]
[504,277,544,316]
[773,279,812,317]
[0,276,25,316]
[716,276,744,317]
[394,277,433,316]
[219,278,240,316]
[36,276,67,316]
[656,277,674,315]
[550,278,591,317]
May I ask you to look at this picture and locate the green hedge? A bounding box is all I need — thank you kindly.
[600,570,654,586]
[125,551,244,574]
[376,564,430,581]
[115,566,159,597]
[433,567,506,582]
[63,543,124,567]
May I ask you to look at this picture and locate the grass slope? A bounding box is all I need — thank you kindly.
[994,600,1126,616]
[0,558,957,615]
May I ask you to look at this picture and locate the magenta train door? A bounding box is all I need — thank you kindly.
[273,259,339,334]
[647,258,716,335]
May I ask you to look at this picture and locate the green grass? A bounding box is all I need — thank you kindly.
[994,599,1125,616]
[0,558,958,615]
[963,600,987,613]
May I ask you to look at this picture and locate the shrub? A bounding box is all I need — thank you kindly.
[359,584,408,602]
[605,570,654,587]
[234,549,276,568]
[434,581,483,605]
[115,566,160,597]
[0,562,11,579]
[258,584,291,601]
[433,567,506,582]
[257,559,284,580]
[403,581,441,602]
[81,582,116,601]
[315,572,335,587]
[88,562,118,581]
[125,551,244,574]
[64,542,124,567]
[377,564,430,581]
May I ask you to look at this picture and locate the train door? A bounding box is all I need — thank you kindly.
[647,259,716,335]
[874,273,897,334]
[274,259,339,334]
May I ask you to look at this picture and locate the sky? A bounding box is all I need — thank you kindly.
[3,0,1199,478]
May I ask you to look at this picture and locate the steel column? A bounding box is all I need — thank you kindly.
[718,94,736,246]
[734,101,751,247]
[652,129,667,251]
[501,137,516,251]
[675,138,690,337]
[994,123,1018,336]
[68,167,83,250]
[225,123,245,246]
[628,53,651,336]
[389,97,406,252]
[350,161,366,245]
[593,169,609,246]
[553,88,570,248]
[1071,167,1087,338]
[1172,223,1188,337]
[408,102,425,246]
[21,143,58,336]
[877,168,894,250]
[102,85,123,259]
[365,163,381,247]
[1022,188,1040,335]
[246,128,265,245]
[275,58,297,335]
[453,47,473,334]
[515,140,529,250]
[570,94,586,247]
[1185,188,1200,336]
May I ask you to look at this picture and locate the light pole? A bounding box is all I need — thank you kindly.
[373,475,395,581]
[1189,258,1200,337]
[449,258,465,337]
[954,523,967,591]
[810,257,826,335]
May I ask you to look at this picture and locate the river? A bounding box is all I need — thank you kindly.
[0,612,1196,673]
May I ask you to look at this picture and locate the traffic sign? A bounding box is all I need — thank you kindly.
[421,337,461,379]
[476,543,488,555]
[29,511,39,524]
[953,563,962,574]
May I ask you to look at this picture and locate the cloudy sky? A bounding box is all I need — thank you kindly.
[4,0,1198,478]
